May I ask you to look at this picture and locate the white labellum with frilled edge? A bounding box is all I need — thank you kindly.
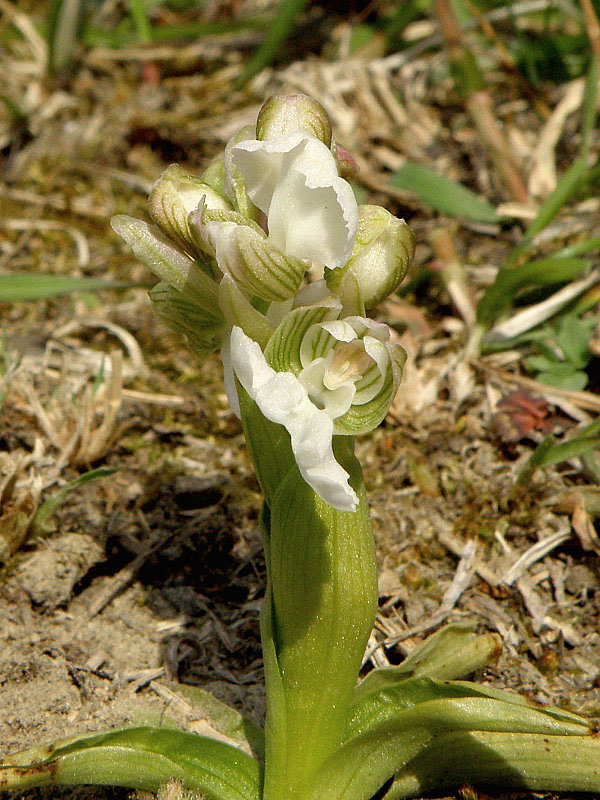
[230,324,358,512]
[228,304,405,511]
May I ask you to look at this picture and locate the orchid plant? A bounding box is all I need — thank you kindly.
[2,94,600,800]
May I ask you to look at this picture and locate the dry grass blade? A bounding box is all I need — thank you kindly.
[381,539,477,648]
[501,529,572,586]
[487,270,600,340]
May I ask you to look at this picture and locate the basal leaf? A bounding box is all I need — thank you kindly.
[345,677,588,742]
[155,681,264,760]
[353,625,502,703]
[0,727,261,800]
[386,730,600,798]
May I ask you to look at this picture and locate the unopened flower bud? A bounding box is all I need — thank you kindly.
[329,205,415,309]
[149,164,232,255]
[256,94,332,148]
[201,158,227,196]
[332,141,359,182]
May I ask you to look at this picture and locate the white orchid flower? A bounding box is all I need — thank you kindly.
[229,325,359,512]
[227,298,405,510]
[231,132,358,270]
[266,306,406,437]
[190,130,359,303]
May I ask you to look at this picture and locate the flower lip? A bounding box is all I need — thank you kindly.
[230,326,359,512]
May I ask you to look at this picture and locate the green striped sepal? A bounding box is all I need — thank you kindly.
[190,201,308,302]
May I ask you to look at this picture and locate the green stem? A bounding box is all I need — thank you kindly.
[240,394,378,799]
[268,444,377,798]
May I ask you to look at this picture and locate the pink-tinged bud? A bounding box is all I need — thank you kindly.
[256,94,332,147]
[333,143,359,182]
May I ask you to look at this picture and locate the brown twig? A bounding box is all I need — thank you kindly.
[579,0,600,62]
[434,0,529,203]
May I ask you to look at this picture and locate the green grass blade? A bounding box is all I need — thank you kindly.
[580,58,598,161]
[236,0,311,86]
[390,162,501,223]
[516,417,600,487]
[47,0,86,73]
[0,274,140,302]
[476,256,590,326]
[525,434,600,472]
[127,0,152,43]
[0,727,261,800]
[555,235,600,258]
[507,158,588,266]
[30,467,117,537]
[81,15,271,48]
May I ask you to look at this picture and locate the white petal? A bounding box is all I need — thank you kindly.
[221,333,241,418]
[267,137,358,269]
[230,327,358,511]
[363,335,390,376]
[233,135,359,270]
[319,319,359,344]
[353,337,388,405]
[231,133,308,214]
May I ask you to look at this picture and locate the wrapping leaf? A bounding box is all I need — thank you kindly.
[266,443,377,792]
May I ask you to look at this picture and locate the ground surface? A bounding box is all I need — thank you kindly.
[1,2,600,799]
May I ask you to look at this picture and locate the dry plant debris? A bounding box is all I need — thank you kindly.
[1,2,600,798]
